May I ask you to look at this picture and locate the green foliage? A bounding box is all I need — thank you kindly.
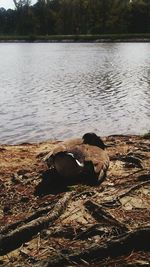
[0,0,150,36]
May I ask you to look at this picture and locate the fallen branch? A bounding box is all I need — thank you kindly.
[0,191,74,255]
[38,227,150,267]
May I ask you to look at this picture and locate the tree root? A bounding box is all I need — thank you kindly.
[0,191,74,255]
[100,180,150,208]
[38,227,150,267]
[117,180,150,200]
[0,197,59,235]
[84,200,128,232]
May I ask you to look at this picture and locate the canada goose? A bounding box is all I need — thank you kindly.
[43,133,109,185]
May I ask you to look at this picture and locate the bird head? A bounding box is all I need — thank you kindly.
[82,132,106,150]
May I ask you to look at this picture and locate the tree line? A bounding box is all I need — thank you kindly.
[0,0,150,36]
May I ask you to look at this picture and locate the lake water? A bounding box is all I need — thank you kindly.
[0,42,150,144]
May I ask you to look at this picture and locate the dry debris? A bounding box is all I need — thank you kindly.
[0,135,150,266]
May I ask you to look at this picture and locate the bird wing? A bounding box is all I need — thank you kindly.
[43,138,83,167]
[78,144,109,182]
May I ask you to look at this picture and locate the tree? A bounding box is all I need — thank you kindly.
[0,0,150,35]
[13,0,31,9]
[128,0,150,33]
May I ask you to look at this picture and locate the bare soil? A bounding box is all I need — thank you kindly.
[0,134,149,266]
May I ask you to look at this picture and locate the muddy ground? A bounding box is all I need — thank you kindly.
[0,134,149,266]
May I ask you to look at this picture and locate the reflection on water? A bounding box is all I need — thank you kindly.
[0,43,150,144]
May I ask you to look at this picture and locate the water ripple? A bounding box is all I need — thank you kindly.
[0,43,150,144]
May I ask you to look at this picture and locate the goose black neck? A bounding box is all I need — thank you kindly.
[82,133,106,150]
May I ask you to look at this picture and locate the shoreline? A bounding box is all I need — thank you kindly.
[0,34,150,43]
[0,39,150,43]
[0,133,149,146]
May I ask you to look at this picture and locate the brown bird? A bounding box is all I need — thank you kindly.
[43,133,109,185]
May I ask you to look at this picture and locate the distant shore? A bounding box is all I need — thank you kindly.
[0,33,150,43]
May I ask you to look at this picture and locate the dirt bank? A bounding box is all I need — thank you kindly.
[0,134,149,266]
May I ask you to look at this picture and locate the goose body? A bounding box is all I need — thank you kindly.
[44,133,109,185]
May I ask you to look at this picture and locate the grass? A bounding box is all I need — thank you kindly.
[0,33,150,42]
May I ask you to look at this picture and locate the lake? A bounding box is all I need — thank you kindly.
[0,42,150,144]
